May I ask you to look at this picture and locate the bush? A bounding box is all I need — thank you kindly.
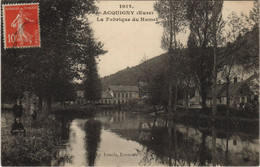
[188,107,212,115]
[1,117,60,166]
[2,135,56,166]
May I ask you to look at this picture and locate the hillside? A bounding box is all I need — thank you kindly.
[101,27,259,90]
[101,53,168,90]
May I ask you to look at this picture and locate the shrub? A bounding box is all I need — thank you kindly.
[1,117,60,166]
[2,136,55,165]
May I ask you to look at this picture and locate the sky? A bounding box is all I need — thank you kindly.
[88,1,254,78]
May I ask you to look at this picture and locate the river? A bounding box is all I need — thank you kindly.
[52,110,259,166]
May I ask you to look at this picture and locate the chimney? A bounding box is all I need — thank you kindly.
[234,77,237,83]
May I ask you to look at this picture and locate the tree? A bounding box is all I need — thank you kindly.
[140,56,169,110]
[218,12,240,108]
[140,53,192,111]
[1,51,32,103]
[54,82,77,104]
[211,1,224,116]
[210,2,224,164]
[186,0,221,110]
[237,0,259,71]
[219,1,259,108]
[243,0,259,31]
[83,56,102,103]
[154,0,187,112]
[176,50,194,109]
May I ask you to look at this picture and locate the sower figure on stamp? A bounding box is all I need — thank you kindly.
[11,8,35,45]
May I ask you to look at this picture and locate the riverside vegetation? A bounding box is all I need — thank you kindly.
[1,110,61,166]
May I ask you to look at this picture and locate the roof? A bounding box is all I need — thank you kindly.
[101,91,113,99]
[108,85,139,92]
[219,82,244,97]
[245,72,258,83]
[207,82,248,98]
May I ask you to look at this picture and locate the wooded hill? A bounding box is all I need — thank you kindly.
[101,53,168,90]
[101,26,258,91]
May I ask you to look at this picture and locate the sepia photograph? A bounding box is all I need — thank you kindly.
[1,0,259,166]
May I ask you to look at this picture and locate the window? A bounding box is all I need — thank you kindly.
[126,93,128,98]
[130,93,132,98]
[118,93,120,98]
[114,93,116,98]
[122,93,124,98]
[242,97,245,103]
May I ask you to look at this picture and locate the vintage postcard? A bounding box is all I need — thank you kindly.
[1,0,259,166]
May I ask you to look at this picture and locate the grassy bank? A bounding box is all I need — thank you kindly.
[166,110,259,135]
[1,110,61,166]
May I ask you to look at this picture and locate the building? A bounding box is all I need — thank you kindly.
[189,78,252,108]
[99,91,113,104]
[107,85,139,104]
[188,88,201,108]
[207,81,252,107]
[74,83,86,104]
[75,90,86,104]
[74,84,139,105]
[98,85,139,105]
[217,64,259,102]
[217,64,255,84]
[185,61,259,108]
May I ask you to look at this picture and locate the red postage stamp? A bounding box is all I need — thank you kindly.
[3,3,40,49]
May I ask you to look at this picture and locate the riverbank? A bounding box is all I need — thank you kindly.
[52,104,259,123]
[166,111,259,134]
[1,110,60,166]
[52,104,259,135]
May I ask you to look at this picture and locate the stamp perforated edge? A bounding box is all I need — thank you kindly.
[2,2,41,49]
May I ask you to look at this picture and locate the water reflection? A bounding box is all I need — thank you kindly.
[54,119,86,166]
[84,119,102,166]
[55,110,259,166]
[168,121,173,166]
[199,130,211,165]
